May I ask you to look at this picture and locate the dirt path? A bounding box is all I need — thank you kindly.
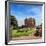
[12,35,42,40]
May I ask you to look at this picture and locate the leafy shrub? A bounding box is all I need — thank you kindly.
[12,28,36,37]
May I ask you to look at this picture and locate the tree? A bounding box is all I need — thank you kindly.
[10,15,18,29]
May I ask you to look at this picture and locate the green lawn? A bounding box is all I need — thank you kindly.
[11,28,36,37]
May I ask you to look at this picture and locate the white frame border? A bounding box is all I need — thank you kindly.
[5,1,45,45]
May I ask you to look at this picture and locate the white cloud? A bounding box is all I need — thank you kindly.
[18,20,25,26]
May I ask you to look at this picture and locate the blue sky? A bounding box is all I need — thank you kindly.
[10,3,43,26]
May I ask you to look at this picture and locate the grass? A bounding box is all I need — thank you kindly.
[11,28,36,37]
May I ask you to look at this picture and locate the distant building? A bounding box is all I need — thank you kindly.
[25,18,35,28]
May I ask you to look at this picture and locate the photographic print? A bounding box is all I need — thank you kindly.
[5,1,45,44]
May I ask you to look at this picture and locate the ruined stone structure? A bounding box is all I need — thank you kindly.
[25,18,35,28]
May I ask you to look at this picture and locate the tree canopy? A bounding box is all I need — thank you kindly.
[10,15,18,29]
